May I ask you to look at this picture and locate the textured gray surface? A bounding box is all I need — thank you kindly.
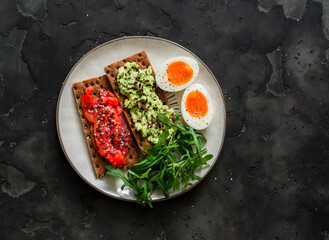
[0,0,329,239]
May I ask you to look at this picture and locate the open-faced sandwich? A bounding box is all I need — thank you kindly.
[72,75,139,177]
[104,51,175,155]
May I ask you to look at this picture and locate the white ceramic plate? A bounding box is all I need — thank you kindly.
[56,36,226,202]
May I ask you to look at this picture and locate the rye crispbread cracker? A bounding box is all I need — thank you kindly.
[72,75,139,178]
[104,51,173,155]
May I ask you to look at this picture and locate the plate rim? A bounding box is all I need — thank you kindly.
[56,36,226,203]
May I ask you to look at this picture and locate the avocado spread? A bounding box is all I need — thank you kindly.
[117,62,174,144]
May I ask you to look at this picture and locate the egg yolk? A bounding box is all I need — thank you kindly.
[185,90,208,118]
[167,61,194,86]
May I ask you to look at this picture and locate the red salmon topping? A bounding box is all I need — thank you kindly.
[81,86,132,168]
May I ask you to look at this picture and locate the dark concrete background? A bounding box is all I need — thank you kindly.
[1,0,329,239]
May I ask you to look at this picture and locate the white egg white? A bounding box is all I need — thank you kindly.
[156,57,199,92]
[181,84,214,130]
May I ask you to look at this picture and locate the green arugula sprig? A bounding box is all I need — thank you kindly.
[105,112,213,207]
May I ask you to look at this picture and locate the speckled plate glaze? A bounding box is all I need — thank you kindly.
[56,36,226,202]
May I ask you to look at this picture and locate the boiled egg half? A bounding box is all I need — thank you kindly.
[181,84,213,130]
[156,57,199,92]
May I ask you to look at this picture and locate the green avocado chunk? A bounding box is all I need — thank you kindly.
[117,62,174,144]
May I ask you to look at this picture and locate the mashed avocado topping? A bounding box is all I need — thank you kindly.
[117,62,174,144]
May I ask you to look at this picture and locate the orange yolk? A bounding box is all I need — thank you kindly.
[167,61,194,86]
[185,90,208,118]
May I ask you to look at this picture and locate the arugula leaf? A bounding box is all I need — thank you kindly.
[156,129,170,147]
[158,113,185,131]
[187,127,202,160]
[105,164,138,190]
[136,182,152,207]
[156,178,169,198]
